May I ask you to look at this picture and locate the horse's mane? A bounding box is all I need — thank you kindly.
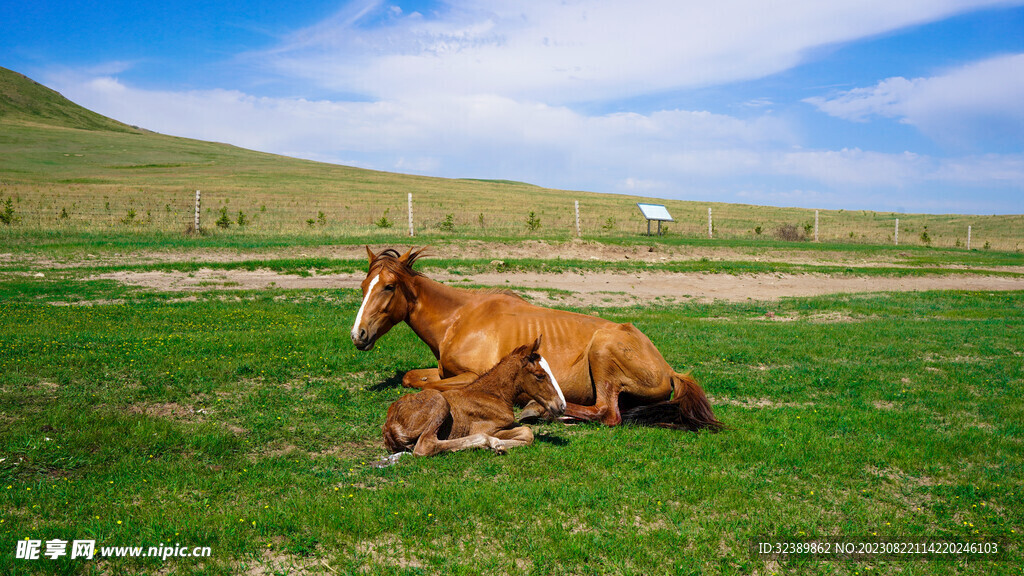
[476,287,525,300]
[370,248,525,301]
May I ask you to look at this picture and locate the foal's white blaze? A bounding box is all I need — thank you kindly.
[537,356,566,411]
[351,275,380,340]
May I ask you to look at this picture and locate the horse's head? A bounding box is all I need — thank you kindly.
[513,336,566,418]
[351,247,423,351]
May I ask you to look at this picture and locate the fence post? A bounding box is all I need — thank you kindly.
[574,200,581,237]
[967,225,972,250]
[894,218,899,246]
[708,207,713,239]
[194,190,201,233]
[814,210,819,242]
[408,193,414,237]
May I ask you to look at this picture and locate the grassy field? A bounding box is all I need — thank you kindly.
[2,65,1022,575]
[2,66,1022,249]
[1,265,1021,575]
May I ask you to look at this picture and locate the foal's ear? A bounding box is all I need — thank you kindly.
[531,334,543,353]
[365,245,376,264]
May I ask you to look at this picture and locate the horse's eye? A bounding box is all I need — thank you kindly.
[384,284,395,292]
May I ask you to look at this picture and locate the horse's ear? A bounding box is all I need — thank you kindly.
[365,246,376,264]
[531,334,543,353]
[401,247,427,267]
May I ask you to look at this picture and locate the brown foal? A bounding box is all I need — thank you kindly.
[382,337,566,456]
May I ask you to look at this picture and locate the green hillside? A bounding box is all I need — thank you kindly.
[0,66,138,133]
[0,65,1021,248]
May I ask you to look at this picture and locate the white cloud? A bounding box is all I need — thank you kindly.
[50,73,1023,213]
[39,1,1024,214]
[806,53,1024,148]
[253,0,1021,103]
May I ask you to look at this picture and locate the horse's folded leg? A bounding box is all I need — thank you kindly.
[401,368,441,389]
[518,400,548,423]
[561,382,623,426]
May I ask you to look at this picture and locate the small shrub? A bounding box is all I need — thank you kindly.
[306,218,316,227]
[236,211,248,226]
[803,222,814,237]
[317,211,326,226]
[439,213,455,232]
[478,213,485,228]
[375,209,393,229]
[526,211,541,231]
[215,207,231,229]
[60,207,70,220]
[0,198,15,225]
[775,223,804,241]
[920,226,931,245]
[120,208,137,225]
[984,241,990,250]
[603,217,616,231]
[753,225,762,236]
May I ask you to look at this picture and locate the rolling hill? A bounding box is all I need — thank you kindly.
[0,65,1020,247]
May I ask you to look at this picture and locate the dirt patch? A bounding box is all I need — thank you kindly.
[49,298,126,307]
[124,402,206,421]
[709,396,814,409]
[93,267,1024,306]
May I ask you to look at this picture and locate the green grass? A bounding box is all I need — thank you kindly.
[1,274,1021,575]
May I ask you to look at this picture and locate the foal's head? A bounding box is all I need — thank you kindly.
[351,247,423,351]
[508,336,566,418]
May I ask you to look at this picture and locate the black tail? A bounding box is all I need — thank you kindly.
[621,373,724,432]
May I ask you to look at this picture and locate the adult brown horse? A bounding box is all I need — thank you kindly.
[351,247,722,431]
[383,336,565,456]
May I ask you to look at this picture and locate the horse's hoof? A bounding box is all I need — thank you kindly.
[518,402,547,423]
[401,376,426,389]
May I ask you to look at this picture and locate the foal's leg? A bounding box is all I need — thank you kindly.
[407,391,503,456]
[416,433,493,456]
[487,426,535,454]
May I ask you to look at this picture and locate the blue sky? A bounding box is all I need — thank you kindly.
[4,0,1024,214]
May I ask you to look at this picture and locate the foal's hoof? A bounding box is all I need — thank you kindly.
[492,444,508,455]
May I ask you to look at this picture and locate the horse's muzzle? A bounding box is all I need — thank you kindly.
[351,328,375,351]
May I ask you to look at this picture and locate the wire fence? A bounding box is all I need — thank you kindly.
[1,185,1021,251]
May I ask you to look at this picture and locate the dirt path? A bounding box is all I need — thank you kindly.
[93,268,1024,306]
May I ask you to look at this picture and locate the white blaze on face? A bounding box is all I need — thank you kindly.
[351,275,380,340]
[537,355,566,411]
